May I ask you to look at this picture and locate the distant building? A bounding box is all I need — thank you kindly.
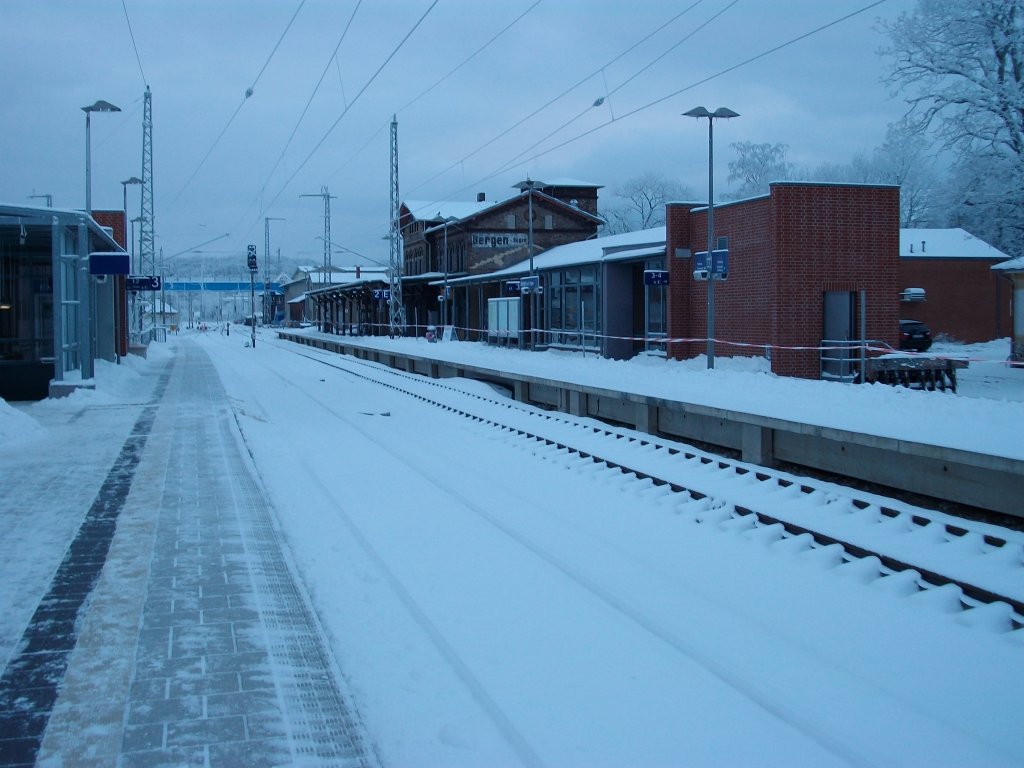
[991,254,1024,361]
[898,228,1012,343]
[280,265,346,325]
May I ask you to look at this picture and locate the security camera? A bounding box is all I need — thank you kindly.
[692,269,709,281]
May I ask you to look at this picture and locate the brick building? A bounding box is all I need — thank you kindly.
[666,182,901,379]
[898,228,1012,343]
[399,179,602,335]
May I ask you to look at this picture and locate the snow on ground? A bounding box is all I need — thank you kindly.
[1,330,1022,767]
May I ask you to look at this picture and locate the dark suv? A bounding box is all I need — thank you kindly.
[899,319,932,352]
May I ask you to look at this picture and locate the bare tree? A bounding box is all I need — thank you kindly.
[725,142,794,199]
[881,0,1024,251]
[602,173,693,234]
[807,120,938,227]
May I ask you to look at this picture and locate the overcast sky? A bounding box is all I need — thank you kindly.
[1,0,916,275]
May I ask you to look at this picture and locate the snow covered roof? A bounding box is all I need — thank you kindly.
[403,199,496,222]
[993,255,1024,272]
[448,226,666,284]
[536,177,604,189]
[900,228,1009,260]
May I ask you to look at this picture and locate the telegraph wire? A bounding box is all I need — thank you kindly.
[167,0,308,211]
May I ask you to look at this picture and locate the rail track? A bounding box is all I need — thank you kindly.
[265,334,1024,630]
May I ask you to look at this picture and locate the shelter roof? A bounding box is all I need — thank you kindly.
[900,228,1009,259]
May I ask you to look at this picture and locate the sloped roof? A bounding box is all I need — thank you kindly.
[992,255,1024,271]
[900,228,1009,259]
[403,199,495,222]
[537,177,604,189]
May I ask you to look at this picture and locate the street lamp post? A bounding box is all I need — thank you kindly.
[514,179,545,349]
[438,215,458,329]
[684,106,739,369]
[82,100,121,214]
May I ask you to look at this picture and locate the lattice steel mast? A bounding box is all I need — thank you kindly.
[388,115,405,336]
[139,86,155,280]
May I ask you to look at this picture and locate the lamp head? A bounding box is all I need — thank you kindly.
[82,100,121,114]
[684,106,739,119]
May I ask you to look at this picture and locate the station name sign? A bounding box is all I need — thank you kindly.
[472,232,528,249]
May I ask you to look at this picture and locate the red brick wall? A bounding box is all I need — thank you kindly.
[667,183,900,379]
[91,210,127,248]
[899,258,1012,343]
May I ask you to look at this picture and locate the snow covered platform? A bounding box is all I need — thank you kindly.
[278,329,1024,519]
[0,341,375,767]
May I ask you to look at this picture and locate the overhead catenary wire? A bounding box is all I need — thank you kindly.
[246,0,440,238]
[323,0,545,187]
[228,0,364,242]
[120,0,147,87]
[423,0,889,212]
[497,0,740,176]
[167,0,308,211]
[402,0,708,203]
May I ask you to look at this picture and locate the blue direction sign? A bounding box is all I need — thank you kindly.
[126,275,162,291]
[644,269,670,286]
[89,252,130,275]
[693,249,729,280]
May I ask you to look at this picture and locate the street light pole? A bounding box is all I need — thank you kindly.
[438,215,458,329]
[684,106,739,369]
[514,178,545,349]
[82,100,121,214]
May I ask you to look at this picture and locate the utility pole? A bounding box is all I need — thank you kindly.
[388,114,405,337]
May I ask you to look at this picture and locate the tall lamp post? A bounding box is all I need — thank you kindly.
[82,100,121,214]
[514,178,545,348]
[438,215,458,328]
[121,177,143,264]
[684,106,738,369]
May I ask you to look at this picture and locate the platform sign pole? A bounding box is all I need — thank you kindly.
[247,244,258,348]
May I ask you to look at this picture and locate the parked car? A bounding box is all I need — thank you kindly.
[899,319,932,352]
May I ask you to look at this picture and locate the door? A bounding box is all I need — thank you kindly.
[822,291,855,380]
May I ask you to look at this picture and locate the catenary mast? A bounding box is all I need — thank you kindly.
[388,115,405,336]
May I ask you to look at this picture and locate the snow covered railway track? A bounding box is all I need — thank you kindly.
[271,339,1024,631]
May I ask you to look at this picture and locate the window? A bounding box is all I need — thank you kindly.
[506,214,516,229]
[544,214,553,230]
